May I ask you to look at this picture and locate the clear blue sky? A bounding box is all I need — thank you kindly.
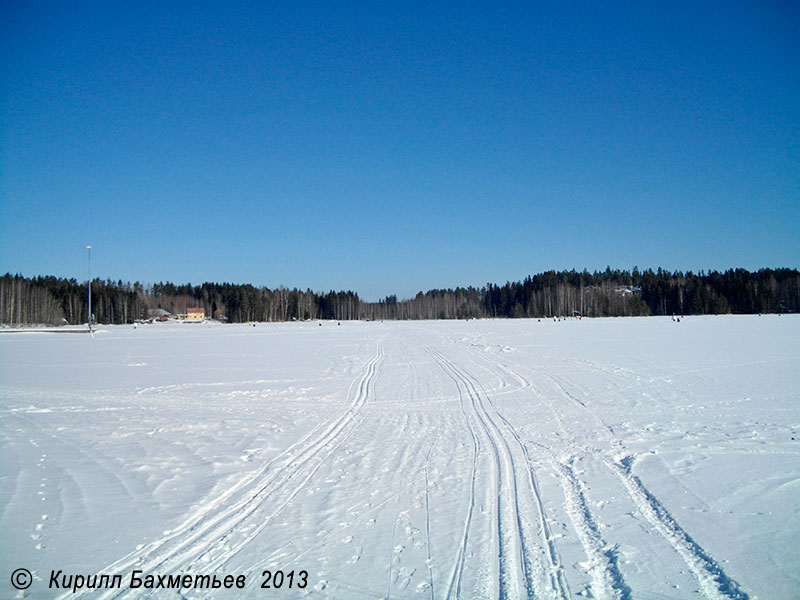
[2,1,798,300]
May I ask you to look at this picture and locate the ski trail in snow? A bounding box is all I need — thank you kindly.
[603,454,750,600]
[458,346,629,599]
[385,439,417,599]
[427,346,568,600]
[544,367,752,600]
[552,457,631,600]
[61,340,385,600]
[427,346,507,599]
[462,363,572,600]
[444,367,480,600]
[463,341,750,600]
[423,442,435,600]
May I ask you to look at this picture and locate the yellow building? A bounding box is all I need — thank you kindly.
[185,307,205,321]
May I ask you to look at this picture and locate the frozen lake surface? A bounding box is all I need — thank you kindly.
[1,316,798,599]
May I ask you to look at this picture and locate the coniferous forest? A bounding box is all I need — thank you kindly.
[1,267,798,326]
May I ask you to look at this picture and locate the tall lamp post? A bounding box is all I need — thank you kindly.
[86,245,92,331]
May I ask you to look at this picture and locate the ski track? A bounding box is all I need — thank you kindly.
[605,454,750,600]
[15,323,767,599]
[60,340,385,600]
[554,457,631,600]
[423,442,436,600]
[426,346,568,600]
[454,351,573,600]
[458,344,625,600]
[462,340,750,600]
[385,440,416,599]
[439,353,480,600]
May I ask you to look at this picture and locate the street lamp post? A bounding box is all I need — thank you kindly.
[86,245,92,331]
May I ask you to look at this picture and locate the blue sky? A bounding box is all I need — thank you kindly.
[2,1,798,300]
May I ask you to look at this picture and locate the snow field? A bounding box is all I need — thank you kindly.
[1,316,798,599]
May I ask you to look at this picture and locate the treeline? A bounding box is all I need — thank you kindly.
[0,275,144,326]
[479,267,799,319]
[0,275,362,325]
[1,268,798,325]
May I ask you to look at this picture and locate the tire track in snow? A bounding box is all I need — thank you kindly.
[427,346,567,600]
[64,340,385,600]
[469,344,749,600]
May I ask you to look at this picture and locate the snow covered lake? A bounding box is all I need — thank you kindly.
[1,316,798,599]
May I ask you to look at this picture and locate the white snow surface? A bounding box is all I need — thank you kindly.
[1,316,798,599]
